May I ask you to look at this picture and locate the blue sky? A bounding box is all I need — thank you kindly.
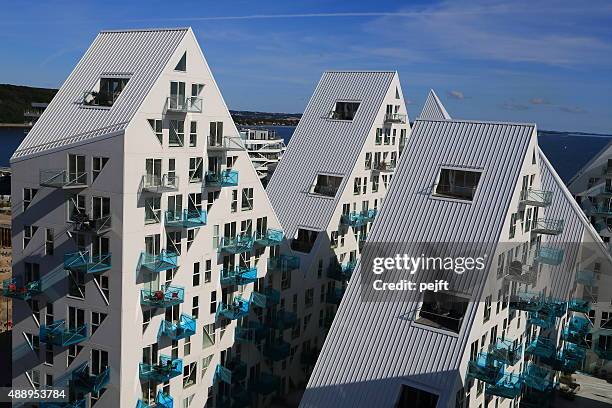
[1,0,611,133]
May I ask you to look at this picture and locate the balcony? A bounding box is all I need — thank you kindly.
[575,270,596,286]
[327,261,357,281]
[40,169,88,189]
[567,315,591,335]
[509,292,542,312]
[326,287,345,305]
[267,254,300,273]
[254,229,284,246]
[541,298,567,317]
[384,112,407,123]
[139,250,178,273]
[504,262,537,285]
[259,287,280,307]
[561,327,589,348]
[235,320,267,343]
[158,313,196,340]
[64,251,112,274]
[522,363,554,392]
[467,353,503,384]
[40,320,88,347]
[165,96,202,113]
[535,246,564,265]
[528,310,556,330]
[485,373,522,399]
[141,174,179,193]
[372,161,396,172]
[590,204,612,216]
[137,391,173,408]
[525,337,556,359]
[264,339,291,361]
[340,211,370,228]
[563,343,586,362]
[165,209,207,229]
[250,373,281,395]
[204,169,239,188]
[218,234,253,254]
[594,344,612,360]
[208,135,244,151]
[2,277,41,300]
[489,339,522,365]
[71,363,110,394]
[70,213,112,235]
[140,285,184,308]
[568,299,590,313]
[216,297,250,320]
[520,189,553,207]
[540,352,578,373]
[267,310,298,330]
[531,218,564,235]
[220,266,257,286]
[139,355,182,382]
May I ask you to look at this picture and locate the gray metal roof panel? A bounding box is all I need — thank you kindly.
[11,28,188,161]
[419,89,451,120]
[266,71,396,237]
[301,119,535,407]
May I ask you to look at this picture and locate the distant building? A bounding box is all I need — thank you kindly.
[23,102,48,129]
[239,128,286,185]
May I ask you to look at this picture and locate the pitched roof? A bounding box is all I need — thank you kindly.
[418,89,451,120]
[301,118,535,407]
[567,139,612,188]
[11,28,188,162]
[266,70,396,237]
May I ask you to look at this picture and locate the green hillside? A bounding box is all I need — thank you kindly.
[0,84,57,124]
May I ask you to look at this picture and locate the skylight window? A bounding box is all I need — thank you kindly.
[175,52,187,72]
[396,385,439,408]
[434,168,482,201]
[329,101,360,121]
[83,77,129,107]
[291,228,319,253]
[416,290,469,334]
[311,174,343,197]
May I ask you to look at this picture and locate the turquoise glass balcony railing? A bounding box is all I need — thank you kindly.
[564,343,586,362]
[520,188,553,207]
[522,363,554,392]
[214,364,232,385]
[254,229,284,246]
[485,373,522,399]
[2,277,41,300]
[235,320,267,343]
[594,344,612,360]
[540,352,576,373]
[267,254,300,273]
[541,299,568,317]
[137,391,173,408]
[489,339,523,365]
[536,246,564,265]
[158,313,196,340]
[525,337,556,359]
[504,263,537,285]
[467,353,503,384]
[528,310,556,329]
[591,204,612,216]
[40,169,88,189]
[216,297,250,320]
[267,310,298,330]
[562,327,589,348]
[141,174,179,193]
[219,234,254,254]
[327,261,356,281]
[205,169,239,187]
[340,211,370,227]
[139,250,178,273]
[220,266,257,286]
[568,299,590,313]
[165,209,207,228]
[64,251,111,274]
[264,339,291,361]
[326,287,345,305]
[71,363,110,394]
[567,315,591,335]
[250,373,281,395]
[575,270,596,286]
[40,320,87,347]
[509,292,542,312]
[139,355,182,382]
[140,285,184,308]
[531,218,565,235]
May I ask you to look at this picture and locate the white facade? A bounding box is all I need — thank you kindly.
[9,28,284,408]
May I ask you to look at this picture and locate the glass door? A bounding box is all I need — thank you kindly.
[68,154,85,184]
[145,159,162,187]
[170,81,186,110]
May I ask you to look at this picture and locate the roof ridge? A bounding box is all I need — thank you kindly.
[416,117,536,127]
[100,27,190,34]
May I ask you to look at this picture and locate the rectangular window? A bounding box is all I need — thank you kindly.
[23,188,38,210]
[92,157,109,182]
[167,231,182,255]
[510,213,517,239]
[434,168,482,201]
[305,288,314,308]
[330,101,360,120]
[169,120,185,147]
[67,344,83,367]
[189,121,197,147]
[209,122,224,147]
[312,174,342,197]
[148,119,163,144]
[416,290,468,333]
[45,228,54,255]
[365,153,372,170]
[372,175,379,193]
[192,296,199,319]
[145,197,161,224]
[205,260,212,283]
[231,190,238,213]
[241,188,254,211]
[281,269,291,290]
[397,385,439,408]
[184,336,191,356]
[210,291,217,314]
[353,177,361,195]
[189,158,203,182]
[95,275,110,302]
[68,271,86,299]
[24,225,37,248]
[375,128,382,145]
[83,77,129,107]
[25,333,40,354]
[91,312,107,334]
[183,362,197,388]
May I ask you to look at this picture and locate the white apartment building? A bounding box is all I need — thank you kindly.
[301,96,612,408]
[7,28,286,408]
[238,129,286,186]
[265,71,410,403]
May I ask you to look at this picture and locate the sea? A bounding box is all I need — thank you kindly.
[1,125,610,183]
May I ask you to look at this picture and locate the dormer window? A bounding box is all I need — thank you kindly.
[434,168,482,201]
[83,76,129,107]
[311,174,343,197]
[175,52,187,72]
[329,101,360,121]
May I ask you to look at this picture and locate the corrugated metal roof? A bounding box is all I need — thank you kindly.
[418,89,451,120]
[11,28,188,162]
[266,71,396,238]
[301,118,535,408]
